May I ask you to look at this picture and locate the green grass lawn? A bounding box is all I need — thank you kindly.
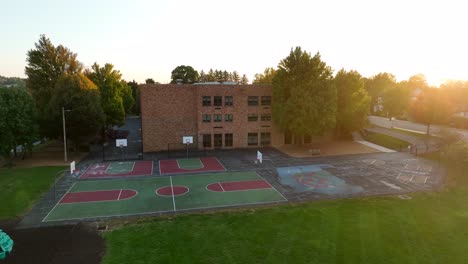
[392,128,430,138]
[103,185,468,264]
[364,132,411,150]
[0,166,66,219]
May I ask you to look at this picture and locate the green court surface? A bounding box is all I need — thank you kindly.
[106,162,135,174]
[177,158,203,170]
[43,172,286,222]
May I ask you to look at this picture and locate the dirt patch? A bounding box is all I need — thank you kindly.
[276,140,380,158]
[4,141,88,168]
[1,222,104,264]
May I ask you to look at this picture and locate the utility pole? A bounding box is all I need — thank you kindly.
[62,107,68,162]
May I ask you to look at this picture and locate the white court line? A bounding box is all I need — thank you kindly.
[424,177,428,184]
[176,158,205,170]
[371,160,376,165]
[117,189,123,200]
[211,157,227,172]
[42,182,77,222]
[410,175,415,181]
[219,182,226,192]
[170,176,176,211]
[149,161,154,176]
[404,164,408,169]
[396,173,401,180]
[254,172,288,201]
[158,160,162,175]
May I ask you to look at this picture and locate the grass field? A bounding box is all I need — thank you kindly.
[365,132,411,150]
[103,185,468,264]
[103,157,468,264]
[392,128,429,138]
[0,166,65,219]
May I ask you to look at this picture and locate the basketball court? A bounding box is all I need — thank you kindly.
[43,171,286,222]
[79,161,153,179]
[159,157,226,175]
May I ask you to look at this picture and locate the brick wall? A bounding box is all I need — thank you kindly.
[140,84,285,152]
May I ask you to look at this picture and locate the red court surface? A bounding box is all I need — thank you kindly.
[156,186,190,196]
[79,161,153,179]
[60,189,137,204]
[206,179,272,192]
[159,157,225,175]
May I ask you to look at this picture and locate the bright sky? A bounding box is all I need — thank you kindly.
[2,0,467,86]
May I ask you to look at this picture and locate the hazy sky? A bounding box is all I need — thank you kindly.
[2,0,467,85]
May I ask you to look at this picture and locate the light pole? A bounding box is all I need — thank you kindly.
[62,107,71,162]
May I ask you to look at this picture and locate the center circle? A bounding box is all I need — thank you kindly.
[156,186,189,196]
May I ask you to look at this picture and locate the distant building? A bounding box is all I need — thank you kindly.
[140,84,285,152]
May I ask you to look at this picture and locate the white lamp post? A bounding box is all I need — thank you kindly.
[62,107,71,162]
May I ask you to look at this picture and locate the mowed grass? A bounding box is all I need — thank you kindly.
[392,128,429,138]
[0,166,66,219]
[365,132,411,150]
[103,185,468,264]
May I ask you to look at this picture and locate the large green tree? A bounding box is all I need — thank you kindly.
[334,69,370,138]
[253,67,277,84]
[0,88,38,165]
[382,83,411,119]
[170,65,199,84]
[272,47,336,140]
[25,35,83,137]
[87,63,134,127]
[364,72,396,113]
[408,88,454,134]
[46,73,105,147]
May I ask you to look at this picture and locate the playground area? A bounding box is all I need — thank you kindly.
[43,171,285,222]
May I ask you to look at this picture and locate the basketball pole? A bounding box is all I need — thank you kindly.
[186,142,188,159]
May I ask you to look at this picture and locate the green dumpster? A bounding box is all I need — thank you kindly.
[0,229,13,260]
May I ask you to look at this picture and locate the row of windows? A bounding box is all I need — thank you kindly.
[202,114,271,123]
[202,132,271,147]
[202,96,271,106]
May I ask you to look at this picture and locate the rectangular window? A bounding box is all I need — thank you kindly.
[260,114,271,121]
[225,133,233,147]
[225,114,233,122]
[203,134,211,147]
[261,132,271,145]
[248,114,258,122]
[214,96,222,106]
[248,96,259,106]
[225,96,233,106]
[202,96,211,106]
[261,96,271,106]
[248,133,258,146]
[214,114,222,122]
[202,114,211,122]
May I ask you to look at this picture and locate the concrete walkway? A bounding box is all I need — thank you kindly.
[365,127,440,154]
[351,131,395,153]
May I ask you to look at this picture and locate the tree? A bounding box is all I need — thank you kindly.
[170,65,199,84]
[364,72,396,113]
[127,80,140,114]
[207,69,215,82]
[334,69,370,138]
[120,81,135,114]
[408,88,454,134]
[0,88,38,165]
[145,78,156,84]
[198,70,207,83]
[253,67,277,84]
[382,83,411,119]
[272,47,336,140]
[231,71,240,83]
[46,73,105,147]
[86,63,131,127]
[25,35,83,137]
[240,74,249,85]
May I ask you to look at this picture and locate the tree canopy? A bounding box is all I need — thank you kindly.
[334,69,370,137]
[253,67,277,84]
[86,63,134,127]
[46,73,105,146]
[272,47,336,138]
[145,78,156,84]
[364,72,396,113]
[0,88,38,164]
[25,35,83,137]
[170,65,199,84]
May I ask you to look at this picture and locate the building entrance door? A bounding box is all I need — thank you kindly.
[214,134,222,148]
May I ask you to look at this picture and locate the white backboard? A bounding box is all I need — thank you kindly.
[70,161,76,174]
[116,139,128,147]
[183,136,193,144]
[257,151,263,164]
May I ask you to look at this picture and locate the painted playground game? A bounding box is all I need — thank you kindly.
[18,148,443,227]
